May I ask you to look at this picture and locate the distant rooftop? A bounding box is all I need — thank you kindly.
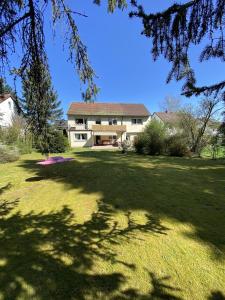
[67,102,150,117]
[154,111,181,124]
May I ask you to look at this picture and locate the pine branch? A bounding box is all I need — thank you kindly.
[0,12,31,38]
[183,80,225,97]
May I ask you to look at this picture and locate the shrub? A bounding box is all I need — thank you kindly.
[134,133,148,154]
[166,134,188,157]
[144,120,167,155]
[0,144,20,163]
[17,138,33,154]
[36,130,69,153]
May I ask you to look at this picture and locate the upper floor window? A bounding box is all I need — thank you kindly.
[8,101,12,110]
[109,118,117,125]
[131,118,143,125]
[75,118,87,125]
[96,119,101,125]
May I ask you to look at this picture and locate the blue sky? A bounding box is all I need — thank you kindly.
[4,0,225,117]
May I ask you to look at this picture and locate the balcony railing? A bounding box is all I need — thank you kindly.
[74,124,89,130]
[92,124,126,132]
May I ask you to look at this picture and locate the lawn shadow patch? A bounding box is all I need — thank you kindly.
[0,198,169,299]
[0,183,12,195]
[19,150,225,260]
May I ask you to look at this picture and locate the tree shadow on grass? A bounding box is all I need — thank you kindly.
[0,197,169,299]
[115,271,182,299]
[19,150,225,260]
[0,183,13,196]
[208,291,225,300]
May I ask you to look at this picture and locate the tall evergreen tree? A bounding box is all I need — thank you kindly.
[0,0,126,102]
[22,63,62,155]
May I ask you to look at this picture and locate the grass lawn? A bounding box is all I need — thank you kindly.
[0,149,225,300]
[201,146,225,159]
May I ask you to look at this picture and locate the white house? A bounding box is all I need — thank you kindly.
[0,94,17,127]
[152,111,181,126]
[67,102,151,147]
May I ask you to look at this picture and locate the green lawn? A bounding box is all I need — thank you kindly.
[0,149,225,300]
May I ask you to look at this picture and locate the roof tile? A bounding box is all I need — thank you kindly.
[67,102,150,116]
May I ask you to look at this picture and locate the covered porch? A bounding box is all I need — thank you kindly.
[92,125,126,146]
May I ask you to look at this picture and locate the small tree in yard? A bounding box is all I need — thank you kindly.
[134,120,167,155]
[179,97,222,155]
[22,63,63,156]
[134,133,148,154]
[209,134,222,159]
[166,134,188,157]
[48,129,69,153]
[144,120,167,155]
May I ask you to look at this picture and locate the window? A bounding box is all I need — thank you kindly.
[8,102,12,110]
[131,118,143,125]
[75,118,84,125]
[96,119,101,125]
[74,133,87,141]
[109,118,117,125]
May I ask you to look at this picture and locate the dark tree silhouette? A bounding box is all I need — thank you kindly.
[0,0,127,102]
[130,0,225,100]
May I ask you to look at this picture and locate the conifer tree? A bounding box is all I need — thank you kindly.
[22,63,62,155]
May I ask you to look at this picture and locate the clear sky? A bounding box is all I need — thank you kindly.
[4,0,225,117]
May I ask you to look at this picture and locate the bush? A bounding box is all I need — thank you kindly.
[144,120,167,155]
[0,144,20,163]
[17,138,33,154]
[166,134,188,157]
[0,116,34,154]
[134,133,148,154]
[36,130,69,153]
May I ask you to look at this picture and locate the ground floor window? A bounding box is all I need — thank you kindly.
[74,133,87,141]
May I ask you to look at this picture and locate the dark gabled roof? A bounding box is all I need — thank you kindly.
[0,93,12,104]
[67,102,150,117]
[154,112,181,124]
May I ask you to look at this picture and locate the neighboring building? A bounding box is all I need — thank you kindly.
[152,111,182,135]
[152,111,221,136]
[0,93,17,127]
[67,102,150,147]
[152,111,181,126]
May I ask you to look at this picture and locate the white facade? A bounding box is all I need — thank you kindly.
[68,114,151,148]
[0,96,17,127]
